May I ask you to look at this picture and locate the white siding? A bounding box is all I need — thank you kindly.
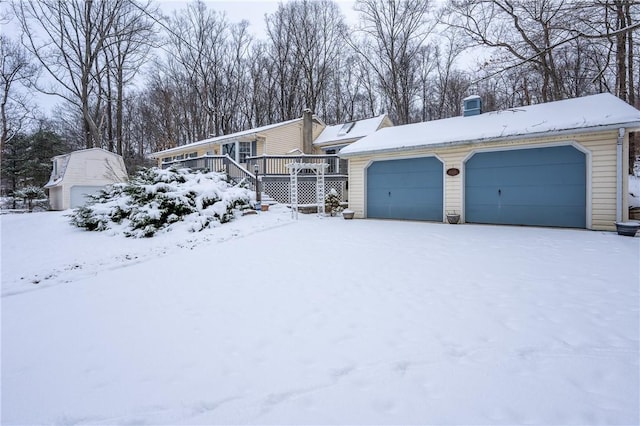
[52,149,128,210]
[346,130,625,231]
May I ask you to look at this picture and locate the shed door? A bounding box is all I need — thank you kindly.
[367,157,443,221]
[465,146,586,228]
[70,185,104,208]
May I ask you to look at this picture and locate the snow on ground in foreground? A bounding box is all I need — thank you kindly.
[2,207,639,425]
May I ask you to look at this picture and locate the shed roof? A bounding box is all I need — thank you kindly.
[44,148,126,188]
[340,93,640,157]
[314,114,389,146]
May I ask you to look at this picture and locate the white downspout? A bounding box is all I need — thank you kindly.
[617,127,625,223]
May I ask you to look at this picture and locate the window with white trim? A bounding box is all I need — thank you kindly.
[222,141,256,163]
[239,142,253,163]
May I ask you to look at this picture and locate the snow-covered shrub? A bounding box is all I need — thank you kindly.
[14,186,47,212]
[325,188,343,215]
[70,167,252,237]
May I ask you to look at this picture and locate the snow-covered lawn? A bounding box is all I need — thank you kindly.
[2,207,639,425]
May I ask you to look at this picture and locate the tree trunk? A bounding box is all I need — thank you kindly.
[106,65,114,152]
[616,1,628,101]
[625,1,635,106]
[116,64,124,155]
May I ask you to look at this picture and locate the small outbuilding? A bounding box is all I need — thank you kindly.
[339,93,640,231]
[45,148,128,210]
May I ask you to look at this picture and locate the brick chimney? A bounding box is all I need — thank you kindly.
[302,108,313,154]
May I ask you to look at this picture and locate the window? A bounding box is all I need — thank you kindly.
[162,157,171,163]
[188,151,198,158]
[239,142,252,163]
[222,142,236,158]
[174,154,184,161]
[337,122,355,136]
[222,141,256,163]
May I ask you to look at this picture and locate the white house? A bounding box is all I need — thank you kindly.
[45,148,128,210]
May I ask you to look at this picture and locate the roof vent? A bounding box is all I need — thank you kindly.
[463,95,482,117]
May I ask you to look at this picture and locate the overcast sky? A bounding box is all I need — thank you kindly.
[158,0,359,37]
[3,0,359,115]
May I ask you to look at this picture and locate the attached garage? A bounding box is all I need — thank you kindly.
[367,157,443,221]
[340,93,640,231]
[464,145,586,228]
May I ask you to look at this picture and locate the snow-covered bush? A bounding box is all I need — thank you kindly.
[14,186,47,212]
[70,167,252,237]
[325,188,343,215]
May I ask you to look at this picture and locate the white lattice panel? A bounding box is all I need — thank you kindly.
[263,178,346,204]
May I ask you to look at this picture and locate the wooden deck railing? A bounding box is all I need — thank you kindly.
[245,155,348,176]
[161,154,349,201]
[161,155,256,188]
[163,154,348,177]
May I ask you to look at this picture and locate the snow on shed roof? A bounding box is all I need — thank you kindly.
[314,114,389,146]
[340,93,640,157]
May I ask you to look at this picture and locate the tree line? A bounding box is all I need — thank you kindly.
[2,0,639,194]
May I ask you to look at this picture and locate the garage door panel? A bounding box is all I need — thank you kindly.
[367,157,443,221]
[500,165,584,185]
[472,148,584,168]
[465,146,586,228]
[70,185,105,208]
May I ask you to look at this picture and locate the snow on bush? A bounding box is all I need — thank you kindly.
[69,167,252,237]
[324,188,343,214]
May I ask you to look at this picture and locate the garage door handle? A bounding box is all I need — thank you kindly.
[388,191,391,197]
[498,189,501,196]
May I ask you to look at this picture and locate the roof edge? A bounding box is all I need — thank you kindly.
[339,121,640,158]
[151,118,304,157]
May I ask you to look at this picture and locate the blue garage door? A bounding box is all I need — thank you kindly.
[367,157,443,221]
[465,146,586,228]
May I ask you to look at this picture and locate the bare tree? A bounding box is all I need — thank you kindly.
[351,0,437,124]
[289,0,348,114]
[13,0,129,148]
[103,0,156,155]
[0,34,39,153]
[266,3,304,121]
[13,0,156,153]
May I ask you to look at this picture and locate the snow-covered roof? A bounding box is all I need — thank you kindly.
[152,116,324,158]
[340,93,640,157]
[45,148,124,188]
[314,114,389,146]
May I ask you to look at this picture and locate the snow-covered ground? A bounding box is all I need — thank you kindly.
[2,207,639,425]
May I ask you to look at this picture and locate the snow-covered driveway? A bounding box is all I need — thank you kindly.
[2,208,639,425]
